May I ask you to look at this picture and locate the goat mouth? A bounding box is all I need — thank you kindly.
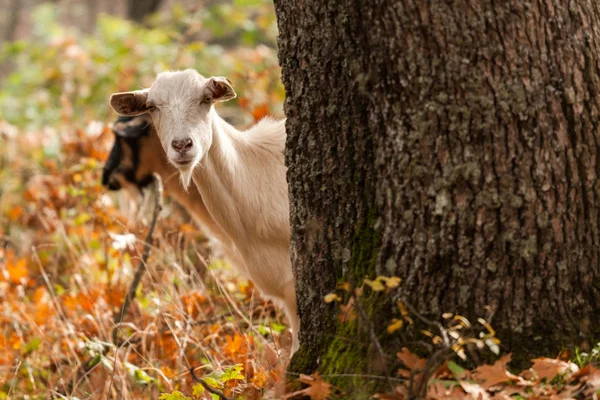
[173,158,194,167]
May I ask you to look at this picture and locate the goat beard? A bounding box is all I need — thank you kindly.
[179,169,193,191]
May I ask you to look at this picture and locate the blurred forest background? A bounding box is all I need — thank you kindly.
[0,1,287,399]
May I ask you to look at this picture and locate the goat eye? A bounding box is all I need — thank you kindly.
[202,95,212,104]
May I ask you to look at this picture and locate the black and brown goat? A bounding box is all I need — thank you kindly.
[102,115,241,266]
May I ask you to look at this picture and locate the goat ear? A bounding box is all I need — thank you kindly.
[206,77,236,102]
[110,90,151,116]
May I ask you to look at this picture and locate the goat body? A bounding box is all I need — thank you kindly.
[194,114,298,351]
[110,70,299,353]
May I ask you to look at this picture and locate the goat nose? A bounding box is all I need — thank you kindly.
[171,138,193,154]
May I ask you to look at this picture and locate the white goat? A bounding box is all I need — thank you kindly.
[109,69,298,353]
[103,115,243,268]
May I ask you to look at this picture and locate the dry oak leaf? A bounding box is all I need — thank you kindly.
[397,347,427,372]
[472,354,522,389]
[373,385,409,399]
[579,366,600,396]
[491,386,528,400]
[427,382,468,400]
[459,380,490,400]
[521,357,578,381]
[283,372,334,400]
[397,347,428,389]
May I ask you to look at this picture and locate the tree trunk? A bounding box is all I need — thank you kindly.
[3,0,23,42]
[86,0,98,33]
[127,0,162,24]
[275,0,600,394]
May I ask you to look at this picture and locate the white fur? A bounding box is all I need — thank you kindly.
[110,69,299,353]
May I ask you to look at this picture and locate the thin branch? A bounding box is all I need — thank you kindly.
[190,366,233,400]
[113,173,163,344]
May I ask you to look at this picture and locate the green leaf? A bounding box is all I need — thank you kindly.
[134,368,154,385]
[272,322,287,334]
[22,337,41,356]
[158,391,191,400]
[87,354,101,368]
[448,361,466,380]
[192,383,205,397]
[53,284,65,295]
[234,0,266,6]
[203,376,221,388]
[74,213,91,225]
[221,364,245,382]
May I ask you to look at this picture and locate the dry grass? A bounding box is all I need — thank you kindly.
[0,119,290,399]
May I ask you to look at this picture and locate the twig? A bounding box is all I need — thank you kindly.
[398,299,461,399]
[190,366,233,400]
[113,173,163,344]
[415,347,454,400]
[190,311,235,326]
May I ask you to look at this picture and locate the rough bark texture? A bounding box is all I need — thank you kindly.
[127,0,162,23]
[275,0,600,394]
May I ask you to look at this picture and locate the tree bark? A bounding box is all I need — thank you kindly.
[275,0,600,394]
[127,0,162,24]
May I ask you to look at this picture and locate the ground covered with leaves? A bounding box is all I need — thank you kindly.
[0,3,291,399]
[2,2,600,400]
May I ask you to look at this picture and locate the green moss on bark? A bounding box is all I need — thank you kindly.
[314,206,384,395]
[348,207,380,280]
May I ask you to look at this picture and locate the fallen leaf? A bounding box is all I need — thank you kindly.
[387,318,403,334]
[338,297,356,323]
[324,293,341,303]
[579,366,600,396]
[523,358,578,381]
[283,373,334,400]
[472,354,519,389]
[459,380,490,400]
[252,104,269,121]
[364,278,385,292]
[427,382,467,400]
[7,257,29,284]
[397,347,427,371]
[397,347,427,389]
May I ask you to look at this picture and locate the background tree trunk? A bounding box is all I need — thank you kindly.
[275,0,600,394]
[3,0,23,43]
[127,0,162,24]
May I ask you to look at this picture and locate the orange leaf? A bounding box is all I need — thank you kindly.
[238,96,249,110]
[397,347,426,371]
[251,369,267,388]
[224,333,249,357]
[7,257,29,284]
[180,291,207,318]
[338,297,356,323]
[396,347,427,388]
[524,357,578,381]
[284,373,333,400]
[472,354,520,389]
[252,104,269,121]
[582,367,600,396]
[179,223,197,233]
[427,382,467,400]
[160,366,176,379]
[7,206,23,221]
